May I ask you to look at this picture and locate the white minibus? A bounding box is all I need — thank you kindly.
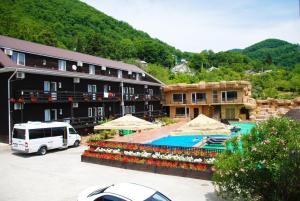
[11,121,81,155]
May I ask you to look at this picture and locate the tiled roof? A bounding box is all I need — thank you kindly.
[0,35,143,73]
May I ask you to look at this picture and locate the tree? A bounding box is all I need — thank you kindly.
[213,117,300,201]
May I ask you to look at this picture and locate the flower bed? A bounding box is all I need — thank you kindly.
[82,141,222,180]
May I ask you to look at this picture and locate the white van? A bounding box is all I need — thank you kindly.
[11,121,81,155]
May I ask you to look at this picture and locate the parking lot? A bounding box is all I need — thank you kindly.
[0,143,221,201]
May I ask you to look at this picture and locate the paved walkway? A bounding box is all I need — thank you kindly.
[0,145,223,201]
[109,120,187,143]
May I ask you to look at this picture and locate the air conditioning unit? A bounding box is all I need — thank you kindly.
[72,103,78,108]
[128,71,132,75]
[14,103,23,110]
[16,72,25,79]
[77,61,83,67]
[73,77,80,83]
[142,73,145,77]
[101,66,106,70]
[4,49,13,56]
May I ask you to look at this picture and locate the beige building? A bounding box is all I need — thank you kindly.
[162,81,256,120]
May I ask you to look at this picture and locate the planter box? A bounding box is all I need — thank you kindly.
[81,155,213,180]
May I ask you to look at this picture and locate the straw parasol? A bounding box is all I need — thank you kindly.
[170,114,230,135]
[94,114,160,130]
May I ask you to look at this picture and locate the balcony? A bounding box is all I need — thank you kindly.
[54,116,103,129]
[12,90,121,103]
[123,94,161,102]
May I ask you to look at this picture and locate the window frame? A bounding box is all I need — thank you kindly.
[89,65,95,75]
[172,93,186,103]
[58,60,66,71]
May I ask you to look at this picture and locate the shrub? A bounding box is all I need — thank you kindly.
[213,117,300,201]
[87,130,117,142]
[158,117,176,125]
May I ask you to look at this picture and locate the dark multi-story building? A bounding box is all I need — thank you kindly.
[0,35,163,143]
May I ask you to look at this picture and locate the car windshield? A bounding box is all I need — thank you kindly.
[87,186,111,198]
[145,192,171,201]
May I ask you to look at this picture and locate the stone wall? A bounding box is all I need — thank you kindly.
[251,97,300,121]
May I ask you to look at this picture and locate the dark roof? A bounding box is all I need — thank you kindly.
[0,35,143,73]
[284,109,300,121]
[0,49,17,67]
[0,49,161,86]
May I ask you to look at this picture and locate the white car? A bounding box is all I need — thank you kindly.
[77,183,171,201]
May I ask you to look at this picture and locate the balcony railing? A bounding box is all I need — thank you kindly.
[12,90,122,103]
[123,94,161,102]
[54,116,103,129]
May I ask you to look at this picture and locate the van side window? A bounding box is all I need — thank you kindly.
[13,129,25,139]
[44,128,52,137]
[51,127,65,137]
[29,129,45,139]
[69,128,77,134]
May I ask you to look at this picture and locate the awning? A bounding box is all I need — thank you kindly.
[94,114,160,130]
[171,114,230,135]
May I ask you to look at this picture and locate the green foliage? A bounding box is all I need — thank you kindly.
[213,118,300,201]
[243,39,300,68]
[145,64,171,84]
[87,130,117,142]
[0,0,179,67]
[157,117,176,126]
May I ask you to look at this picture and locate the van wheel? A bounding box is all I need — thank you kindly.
[74,140,80,147]
[38,146,47,155]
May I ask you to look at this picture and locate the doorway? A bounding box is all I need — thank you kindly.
[193,108,199,118]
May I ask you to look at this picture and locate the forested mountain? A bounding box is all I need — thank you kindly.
[0,0,299,99]
[0,0,180,67]
[243,39,300,68]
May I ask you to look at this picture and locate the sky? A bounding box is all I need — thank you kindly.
[81,0,300,52]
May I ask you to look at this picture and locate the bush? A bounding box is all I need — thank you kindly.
[158,117,176,126]
[213,117,300,201]
[87,130,117,142]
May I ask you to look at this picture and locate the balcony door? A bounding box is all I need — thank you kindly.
[44,109,57,121]
[103,84,109,98]
[44,81,57,101]
[88,84,97,101]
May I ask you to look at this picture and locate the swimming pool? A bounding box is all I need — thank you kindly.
[230,122,256,135]
[147,122,256,148]
[148,134,229,147]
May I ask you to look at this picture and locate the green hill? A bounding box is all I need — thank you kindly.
[0,0,180,67]
[243,39,300,68]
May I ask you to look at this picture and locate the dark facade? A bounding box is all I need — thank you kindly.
[0,35,163,143]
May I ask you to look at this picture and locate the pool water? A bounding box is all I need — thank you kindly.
[149,135,203,147]
[148,122,257,148]
[230,122,256,135]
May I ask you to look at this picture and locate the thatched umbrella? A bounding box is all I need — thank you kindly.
[94,114,160,130]
[170,114,230,135]
[284,109,300,122]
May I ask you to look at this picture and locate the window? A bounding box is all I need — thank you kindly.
[44,128,52,138]
[94,195,126,201]
[51,127,65,137]
[173,93,186,103]
[145,192,171,201]
[222,91,238,102]
[149,104,154,111]
[12,52,25,66]
[149,89,154,96]
[192,93,206,103]
[29,129,45,139]
[176,107,186,116]
[136,73,140,81]
[88,108,93,117]
[88,85,97,93]
[69,128,77,134]
[58,60,66,71]
[13,129,25,139]
[118,70,122,78]
[44,109,51,121]
[89,65,95,75]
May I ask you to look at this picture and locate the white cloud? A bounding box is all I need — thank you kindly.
[82,0,300,52]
